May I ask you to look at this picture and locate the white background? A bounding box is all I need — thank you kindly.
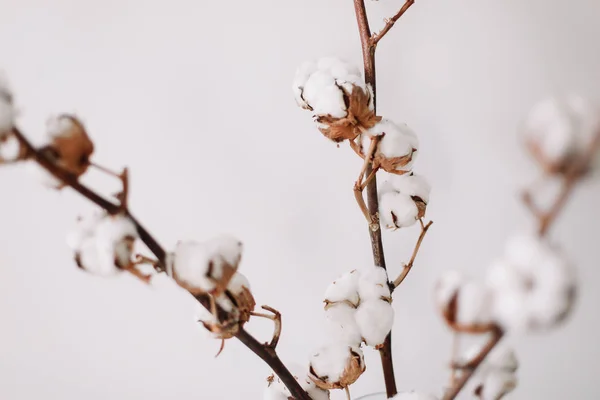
[1,0,599,399]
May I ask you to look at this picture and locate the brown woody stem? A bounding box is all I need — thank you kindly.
[353,0,418,396]
[11,127,311,400]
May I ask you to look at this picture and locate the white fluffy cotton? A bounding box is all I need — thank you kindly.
[0,134,21,161]
[435,271,493,327]
[293,57,366,118]
[46,115,76,139]
[379,173,430,230]
[487,233,576,332]
[227,271,251,295]
[0,72,15,136]
[357,265,391,301]
[170,235,242,293]
[325,302,362,346]
[523,95,600,169]
[310,344,363,384]
[355,299,394,347]
[383,173,431,204]
[265,363,330,400]
[324,270,360,307]
[479,370,518,400]
[379,192,419,229]
[67,212,138,276]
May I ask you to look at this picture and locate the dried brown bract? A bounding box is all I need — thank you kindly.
[317,86,381,143]
[40,114,94,185]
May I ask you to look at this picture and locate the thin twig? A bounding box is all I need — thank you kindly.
[393,220,433,288]
[370,0,416,46]
[251,305,282,350]
[10,127,312,400]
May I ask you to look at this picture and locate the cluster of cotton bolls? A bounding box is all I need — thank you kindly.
[523,94,600,174]
[436,233,576,334]
[67,211,140,278]
[309,266,394,393]
[457,344,519,400]
[293,58,430,229]
[167,236,256,340]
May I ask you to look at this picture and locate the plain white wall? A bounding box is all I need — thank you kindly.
[0,0,599,399]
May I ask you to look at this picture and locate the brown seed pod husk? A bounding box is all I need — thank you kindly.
[41,115,94,179]
[229,286,256,324]
[316,86,381,143]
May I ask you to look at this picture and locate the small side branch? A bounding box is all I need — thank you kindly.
[251,305,282,350]
[370,0,416,46]
[11,127,311,400]
[393,219,433,288]
[354,136,381,226]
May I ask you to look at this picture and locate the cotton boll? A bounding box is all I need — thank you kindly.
[367,119,419,173]
[324,270,360,307]
[170,235,242,296]
[355,299,394,348]
[40,114,94,180]
[170,241,217,293]
[488,235,576,333]
[379,191,419,229]
[523,95,600,174]
[293,57,375,143]
[392,392,439,400]
[435,270,464,311]
[478,370,517,400]
[456,281,494,327]
[94,214,138,269]
[357,265,391,301]
[324,302,362,346]
[309,344,365,390]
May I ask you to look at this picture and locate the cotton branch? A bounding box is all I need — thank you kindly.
[10,127,312,400]
[353,0,416,397]
[371,0,416,46]
[443,128,600,400]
